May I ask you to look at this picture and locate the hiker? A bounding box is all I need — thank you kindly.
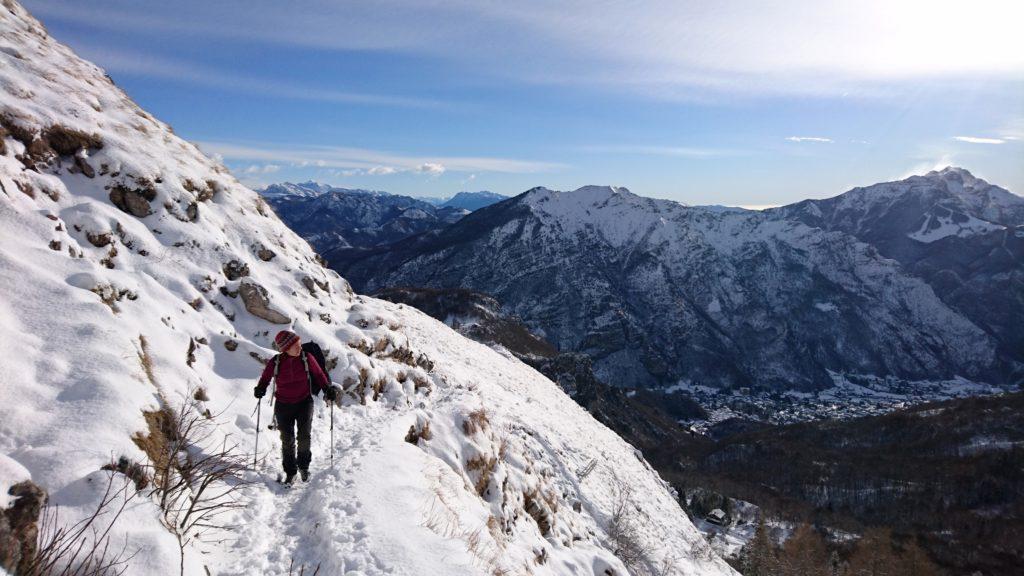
[254,330,340,484]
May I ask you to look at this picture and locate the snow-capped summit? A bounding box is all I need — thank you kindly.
[258,181,332,198]
[0,2,735,575]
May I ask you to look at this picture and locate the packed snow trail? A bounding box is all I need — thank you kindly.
[221,399,475,576]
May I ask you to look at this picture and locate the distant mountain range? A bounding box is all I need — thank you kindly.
[418,191,509,211]
[329,168,1024,392]
[258,183,507,254]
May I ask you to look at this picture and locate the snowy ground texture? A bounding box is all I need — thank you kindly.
[0,2,734,575]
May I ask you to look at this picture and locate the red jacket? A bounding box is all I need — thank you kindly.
[257,352,329,404]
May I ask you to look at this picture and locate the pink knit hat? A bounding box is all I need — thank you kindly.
[274,330,300,352]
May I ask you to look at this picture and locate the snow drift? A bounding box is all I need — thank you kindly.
[0,2,733,575]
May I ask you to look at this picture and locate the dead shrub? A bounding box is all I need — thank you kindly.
[462,408,489,436]
[24,474,137,576]
[606,481,652,574]
[142,396,253,576]
[405,421,432,444]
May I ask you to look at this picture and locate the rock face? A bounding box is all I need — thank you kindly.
[0,480,47,574]
[337,178,1021,391]
[771,167,1024,373]
[238,280,290,324]
[261,183,469,255]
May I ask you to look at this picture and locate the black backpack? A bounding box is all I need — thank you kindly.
[272,341,329,397]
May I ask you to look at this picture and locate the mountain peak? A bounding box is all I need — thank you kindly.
[573,185,633,197]
[921,166,986,190]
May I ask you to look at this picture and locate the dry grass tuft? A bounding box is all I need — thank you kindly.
[130,406,177,488]
[43,124,102,156]
[466,454,498,497]
[404,421,432,444]
[462,408,489,436]
[137,335,156,386]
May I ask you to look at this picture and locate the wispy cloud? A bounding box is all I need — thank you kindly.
[580,144,741,158]
[65,42,442,108]
[953,136,1005,145]
[241,164,281,174]
[786,136,833,143]
[199,140,564,174]
[900,154,956,180]
[415,162,446,176]
[29,0,1024,100]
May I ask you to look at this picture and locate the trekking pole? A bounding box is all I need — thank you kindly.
[254,399,262,469]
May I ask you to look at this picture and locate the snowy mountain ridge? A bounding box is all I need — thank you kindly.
[0,2,733,575]
[336,175,1019,392]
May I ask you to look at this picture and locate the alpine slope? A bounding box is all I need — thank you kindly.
[0,1,734,575]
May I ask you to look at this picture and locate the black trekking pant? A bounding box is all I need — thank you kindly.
[275,397,313,475]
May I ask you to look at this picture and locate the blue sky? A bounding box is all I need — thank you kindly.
[23,0,1024,206]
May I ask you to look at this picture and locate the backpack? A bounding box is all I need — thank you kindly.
[271,341,329,398]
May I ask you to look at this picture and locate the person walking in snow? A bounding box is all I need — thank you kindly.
[254,330,339,484]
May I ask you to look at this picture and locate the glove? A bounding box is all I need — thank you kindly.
[323,384,341,403]
[254,385,266,399]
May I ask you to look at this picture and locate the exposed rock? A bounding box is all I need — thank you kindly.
[255,244,276,261]
[185,201,198,222]
[74,154,95,178]
[238,280,290,324]
[224,339,238,351]
[222,259,249,281]
[301,275,317,294]
[86,230,112,247]
[109,183,155,217]
[0,480,47,575]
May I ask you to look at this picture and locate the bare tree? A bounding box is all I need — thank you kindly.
[606,479,654,575]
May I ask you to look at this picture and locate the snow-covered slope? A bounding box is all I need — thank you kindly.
[0,3,733,575]
[337,183,1016,391]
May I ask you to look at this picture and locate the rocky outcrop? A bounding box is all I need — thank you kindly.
[0,480,47,575]
[238,280,290,324]
[108,183,155,217]
[222,259,250,281]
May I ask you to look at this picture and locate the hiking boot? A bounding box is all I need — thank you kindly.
[283,472,296,485]
[299,469,309,482]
